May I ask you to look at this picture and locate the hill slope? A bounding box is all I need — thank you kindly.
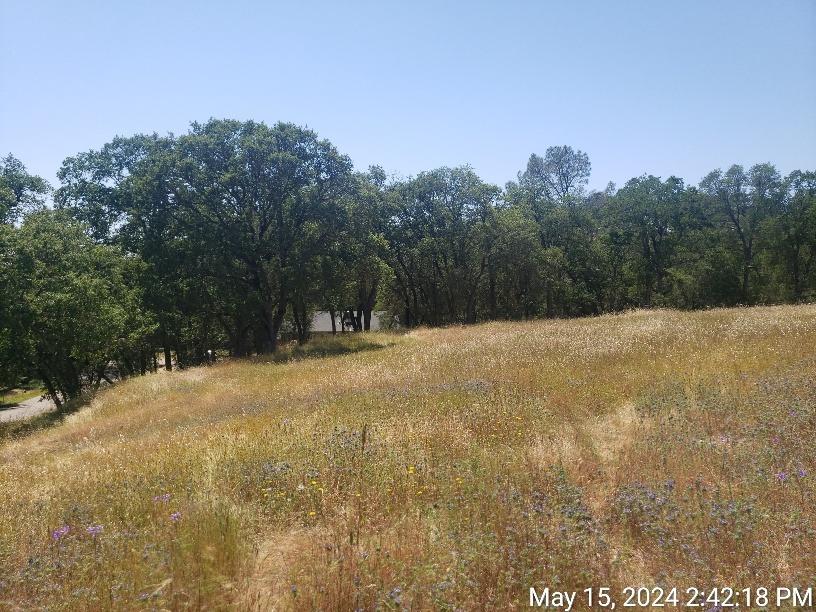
[1,306,815,609]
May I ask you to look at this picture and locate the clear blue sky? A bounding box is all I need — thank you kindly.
[1,0,814,191]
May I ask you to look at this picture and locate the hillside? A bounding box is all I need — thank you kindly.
[1,306,815,610]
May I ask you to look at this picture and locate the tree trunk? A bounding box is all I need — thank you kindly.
[740,235,753,304]
[545,282,554,318]
[267,302,288,352]
[488,263,497,320]
[162,335,173,372]
[793,254,802,300]
[230,326,251,357]
[38,369,62,411]
[742,256,751,304]
[329,308,337,335]
[250,259,287,352]
[258,300,286,353]
[292,304,309,345]
[252,327,265,354]
[174,346,182,368]
[362,278,378,331]
[403,291,412,327]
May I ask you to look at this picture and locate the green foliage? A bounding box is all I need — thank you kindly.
[762,170,816,301]
[0,154,51,224]
[1,126,813,387]
[386,166,500,325]
[606,175,687,306]
[0,211,154,405]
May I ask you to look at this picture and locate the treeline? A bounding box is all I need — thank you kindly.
[1,120,814,405]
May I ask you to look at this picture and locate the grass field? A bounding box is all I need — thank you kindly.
[1,306,815,610]
[0,387,42,409]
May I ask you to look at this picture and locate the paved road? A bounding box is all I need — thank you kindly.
[0,395,56,423]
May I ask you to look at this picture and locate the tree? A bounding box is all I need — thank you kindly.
[0,224,24,389]
[345,167,391,331]
[172,119,354,352]
[55,134,216,368]
[606,175,686,306]
[7,120,813,387]
[765,171,816,300]
[506,147,600,316]
[0,155,52,390]
[516,146,591,208]
[0,211,154,407]
[700,164,780,303]
[386,167,499,325]
[56,121,355,355]
[488,206,546,319]
[0,154,51,225]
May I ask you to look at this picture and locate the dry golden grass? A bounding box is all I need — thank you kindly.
[1,306,815,610]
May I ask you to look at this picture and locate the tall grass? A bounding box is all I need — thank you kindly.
[1,307,814,609]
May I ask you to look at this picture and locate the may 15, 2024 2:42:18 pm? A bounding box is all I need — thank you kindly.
[529,586,815,609]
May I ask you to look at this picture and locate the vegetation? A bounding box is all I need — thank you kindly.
[1,211,153,408]
[0,306,813,609]
[0,387,41,409]
[1,123,814,401]
[0,123,814,608]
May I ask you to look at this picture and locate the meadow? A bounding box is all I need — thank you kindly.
[0,305,814,610]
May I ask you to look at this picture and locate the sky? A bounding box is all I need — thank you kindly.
[1,0,815,192]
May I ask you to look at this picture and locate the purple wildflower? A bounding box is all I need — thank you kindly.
[153,493,171,503]
[51,525,70,541]
[798,468,807,478]
[86,525,104,537]
[169,511,182,522]
[772,436,781,445]
[775,470,788,483]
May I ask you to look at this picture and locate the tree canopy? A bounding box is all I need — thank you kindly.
[1,120,814,402]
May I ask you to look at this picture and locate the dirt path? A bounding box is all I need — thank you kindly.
[0,395,56,422]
